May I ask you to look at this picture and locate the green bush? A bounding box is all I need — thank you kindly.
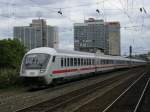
[0,69,22,88]
[0,69,21,88]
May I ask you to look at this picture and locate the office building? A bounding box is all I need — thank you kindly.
[74,18,120,55]
[74,18,106,53]
[13,19,59,50]
[106,22,120,55]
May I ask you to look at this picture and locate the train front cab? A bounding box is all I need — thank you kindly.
[20,53,53,86]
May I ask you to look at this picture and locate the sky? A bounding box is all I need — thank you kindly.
[0,0,150,55]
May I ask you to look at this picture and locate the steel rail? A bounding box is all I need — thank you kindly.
[102,72,145,112]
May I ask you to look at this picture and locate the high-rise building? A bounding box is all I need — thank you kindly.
[74,18,120,55]
[74,18,106,53]
[13,19,59,50]
[106,22,120,55]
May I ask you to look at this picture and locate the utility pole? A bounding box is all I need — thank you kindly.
[129,45,132,58]
[129,45,132,67]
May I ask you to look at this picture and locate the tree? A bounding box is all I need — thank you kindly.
[0,38,26,69]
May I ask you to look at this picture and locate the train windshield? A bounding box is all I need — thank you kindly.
[24,53,50,69]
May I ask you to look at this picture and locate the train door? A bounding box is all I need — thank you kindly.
[94,58,98,73]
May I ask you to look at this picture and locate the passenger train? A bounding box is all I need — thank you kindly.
[20,47,145,86]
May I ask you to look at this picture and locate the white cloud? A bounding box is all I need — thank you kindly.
[0,0,149,54]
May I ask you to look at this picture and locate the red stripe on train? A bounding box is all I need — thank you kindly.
[52,67,95,74]
[52,65,127,74]
[52,69,78,74]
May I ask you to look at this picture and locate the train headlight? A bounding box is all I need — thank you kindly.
[40,69,46,73]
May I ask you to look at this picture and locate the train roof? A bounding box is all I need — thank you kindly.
[26,47,145,62]
[26,47,56,55]
[27,47,95,57]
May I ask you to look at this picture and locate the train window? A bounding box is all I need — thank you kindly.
[102,60,105,64]
[81,58,83,66]
[101,60,103,64]
[70,58,73,66]
[78,58,80,66]
[111,60,113,64]
[97,59,98,65]
[74,58,77,66]
[88,59,90,65]
[95,59,97,65]
[117,60,118,64]
[24,54,50,69]
[104,60,106,64]
[90,59,92,65]
[67,58,70,66]
[107,60,109,64]
[86,59,88,65]
[83,59,85,65]
[92,59,94,65]
[52,56,56,62]
[84,59,86,65]
[64,58,67,66]
[103,60,105,64]
[61,58,63,67]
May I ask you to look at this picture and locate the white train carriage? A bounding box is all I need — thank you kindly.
[20,47,145,86]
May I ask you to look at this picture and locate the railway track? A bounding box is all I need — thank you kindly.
[0,69,131,112]
[16,68,143,112]
[67,70,145,112]
[134,78,150,112]
[0,70,130,103]
[0,67,145,112]
[136,77,150,112]
[102,71,150,112]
